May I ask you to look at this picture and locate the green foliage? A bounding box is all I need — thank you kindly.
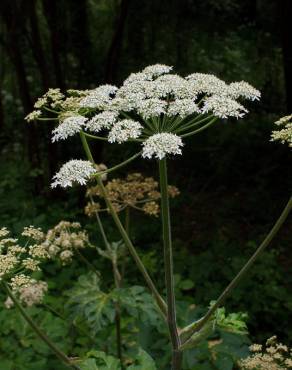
[0,305,69,370]
[65,272,162,336]
[215,307,248,335]
[65,273,116,334]
[79,350,121,370]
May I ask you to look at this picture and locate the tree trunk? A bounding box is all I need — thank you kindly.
[279,0,292,112]
[28,0,52,90]
[105,0,130,83]
[42,0,66,89]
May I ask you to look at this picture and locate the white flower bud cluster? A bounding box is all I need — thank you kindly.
[142,133,183,159]
[22,226,44,242]
[34,88,64,109]
[25,110,42,122]
[271,115,292,147]
[51,160,97,188]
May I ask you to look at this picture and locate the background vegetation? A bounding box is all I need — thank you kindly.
[0,0,291,369]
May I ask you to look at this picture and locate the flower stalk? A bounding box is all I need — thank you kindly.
[180,196,292,344]
[79,131,167,318]
[158,158,182,369]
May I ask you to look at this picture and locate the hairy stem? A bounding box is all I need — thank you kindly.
[79,132,167,318]
[158,158,181,369]
[181,196,292,343]
[1,281,80,370]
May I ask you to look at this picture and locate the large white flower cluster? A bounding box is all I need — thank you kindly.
[74,64,259,140]
[43,64,261,186]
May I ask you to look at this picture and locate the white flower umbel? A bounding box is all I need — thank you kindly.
[137,98,167,119]
[108,119,142,143]
[51,160,97,188]
[87,111,118,133]
[271,115,292,147]
[167,99,200,118]
[52,115,87,142]
[186,73,228,96]
[25,110,41,122]
[202,95,248,119]
[142,133,183,159]
[79,84,118,108]
[227,81,261,101]
[142,64,173,78]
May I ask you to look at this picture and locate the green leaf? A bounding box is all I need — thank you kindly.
[128,349,157,370]
[79,358,99,370]
[114,286,161,326]
[213,353,233,370]
[65,273,116,335]
[79,351,120,370]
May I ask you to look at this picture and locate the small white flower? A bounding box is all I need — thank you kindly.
[87,111,118,133]
[52,115,87,142]
[137,98,167,119]
[271,115,292,147]
[79,84,118,108]
[186,73,228,96]
[51,160,96,188]
[156,74,193,99]
[167,99,200,118]
[142,133,183,159]
[108,119,142,143]
[142,64,173,78]
[227,81,261,101]
[202,95,248,118]
[25,110,41,122]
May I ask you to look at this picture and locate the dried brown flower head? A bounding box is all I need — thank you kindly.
[85,172,179,217]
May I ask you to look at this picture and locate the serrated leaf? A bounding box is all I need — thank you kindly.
[65,273,116,335]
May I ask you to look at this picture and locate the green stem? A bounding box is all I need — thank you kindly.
[37,117,59,121]
[1,281,80,370]
[82,132,108,141]
[158,158,181,370]
[180,117,217,138]
[181,196,292,343]
[79,132,167,318]
[89,202,123,365]
[98,152,142,177]
[175,115,214,134]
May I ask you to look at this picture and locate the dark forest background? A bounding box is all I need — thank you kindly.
[0,0,291,360]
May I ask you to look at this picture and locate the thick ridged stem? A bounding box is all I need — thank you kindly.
[158,158,182,370]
